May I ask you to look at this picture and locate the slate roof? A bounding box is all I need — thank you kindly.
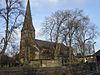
[35,39,69,58]
[35,39,54,49]
[94,50,100,56]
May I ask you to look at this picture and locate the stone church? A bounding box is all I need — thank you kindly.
[19,0,70,67]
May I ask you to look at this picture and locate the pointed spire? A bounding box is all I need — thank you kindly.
[22,0,35,31]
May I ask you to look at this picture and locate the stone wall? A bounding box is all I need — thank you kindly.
[0,63,97,75]
[0,67,66,75]
[29,59,62,67]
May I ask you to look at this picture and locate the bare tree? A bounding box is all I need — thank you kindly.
[41,9,97,62]
[75,18,97,58]
[61,9,84,63]
[0,0,24,55]
[41,9,97,75]
[41,10,70,58]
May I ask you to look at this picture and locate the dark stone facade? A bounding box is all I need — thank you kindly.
[19,0,36,62]
[19,0,71,66]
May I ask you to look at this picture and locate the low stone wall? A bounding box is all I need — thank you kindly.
[0,62,98,75]
[72,62,97,75]
[0,67,67,75]
[29,59,62,67]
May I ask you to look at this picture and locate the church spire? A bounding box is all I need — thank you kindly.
[22,0,35,31]
[20,0,36,62]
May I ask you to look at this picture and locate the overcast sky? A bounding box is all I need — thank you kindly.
[0,0,100,52]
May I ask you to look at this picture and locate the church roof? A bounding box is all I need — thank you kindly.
[35,39,67,49]
[22,0,35,31]
[94,50,100,56]
[35,39,69,57]
[35,39,54,49]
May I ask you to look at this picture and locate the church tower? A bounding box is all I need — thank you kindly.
[19,0,35,63]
